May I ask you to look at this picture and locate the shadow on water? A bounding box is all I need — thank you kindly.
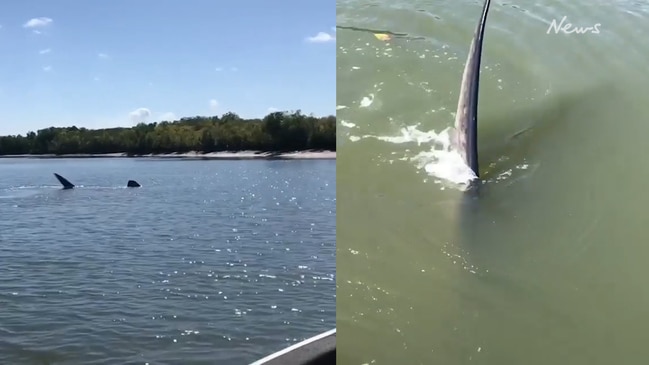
[455,77,622,268]
[477,82,614,182]
[444,78,620,336]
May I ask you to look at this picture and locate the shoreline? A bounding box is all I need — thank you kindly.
[0,150,336,160]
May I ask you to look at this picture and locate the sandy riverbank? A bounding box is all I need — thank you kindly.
[0,150,336,160]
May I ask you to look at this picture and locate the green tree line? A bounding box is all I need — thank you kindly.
[0,111,336,155]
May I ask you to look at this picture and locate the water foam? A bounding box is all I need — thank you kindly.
[349,124,478,189]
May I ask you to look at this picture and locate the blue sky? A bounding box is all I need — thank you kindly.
[0,0,335,136]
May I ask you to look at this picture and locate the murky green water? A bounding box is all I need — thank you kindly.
[337,1,649,364]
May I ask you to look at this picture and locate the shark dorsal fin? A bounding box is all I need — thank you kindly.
[453,0,492,178]
[53,173,75,189]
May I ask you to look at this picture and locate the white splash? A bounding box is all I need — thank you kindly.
[359,94,374,108]
[340,120,357,128]
[349,125,478,188]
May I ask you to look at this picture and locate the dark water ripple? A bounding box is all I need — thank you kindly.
[0,158,335,364]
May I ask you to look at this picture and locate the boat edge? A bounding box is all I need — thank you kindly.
[249,328,336,365]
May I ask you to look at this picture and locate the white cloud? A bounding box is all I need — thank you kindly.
[209,99,219,111]
[129,107,151,124]
[158,112,177,122]
[23,17,53,28]
[267,107,279,113]
[126,108,177,124]
[306,31,335,43]
[33,30,42,35]
[215,66,238,72]
[42,65,52,72]
[98,53,109,59]
[39,48,51,55]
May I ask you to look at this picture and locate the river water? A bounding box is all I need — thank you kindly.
[0,158,335,364]
[337,1,649,364]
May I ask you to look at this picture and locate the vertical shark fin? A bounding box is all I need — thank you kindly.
[453,0,492,178]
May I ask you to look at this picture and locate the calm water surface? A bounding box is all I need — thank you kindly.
[0,158,335,364]
[337,1,649,364]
